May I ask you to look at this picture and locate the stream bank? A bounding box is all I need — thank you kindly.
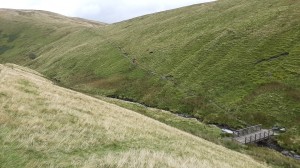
[174,113,300,161]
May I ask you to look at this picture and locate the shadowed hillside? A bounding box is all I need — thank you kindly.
[0,0,299,156]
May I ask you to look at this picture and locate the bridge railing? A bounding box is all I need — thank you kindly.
[243,130,274,144]
[233,124,262,137]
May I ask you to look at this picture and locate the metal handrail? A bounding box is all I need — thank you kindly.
[242,130,274,144]
[233,124,262,137]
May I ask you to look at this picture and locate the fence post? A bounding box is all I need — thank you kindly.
[260,124,262,130]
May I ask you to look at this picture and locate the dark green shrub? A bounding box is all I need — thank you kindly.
[28,53,37,59]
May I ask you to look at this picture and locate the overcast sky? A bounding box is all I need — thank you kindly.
[0,0,214,23]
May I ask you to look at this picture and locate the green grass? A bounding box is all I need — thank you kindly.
[0,0,300,159]
[98,96,300,168]
[103,0,300,153]
[0,64,268,167]
[99,96,222,143]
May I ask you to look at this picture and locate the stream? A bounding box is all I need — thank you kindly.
[175,113,300,161]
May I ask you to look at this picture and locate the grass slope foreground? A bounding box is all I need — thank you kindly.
[0,0,300,153]
[0,64,267,167]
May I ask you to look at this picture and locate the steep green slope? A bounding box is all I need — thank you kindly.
[106,0,300,112]
[0,0,299,153]
[0,9,141,95]
[103,0,300,151]
[0,64,268,167]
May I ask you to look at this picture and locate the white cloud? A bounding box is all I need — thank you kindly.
[0,0,214,23]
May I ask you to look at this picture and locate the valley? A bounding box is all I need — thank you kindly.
[0,0,300,167]
[0,63,267,167]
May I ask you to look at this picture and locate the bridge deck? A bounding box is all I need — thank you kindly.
[233,129,274,144]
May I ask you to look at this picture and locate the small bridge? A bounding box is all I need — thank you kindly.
[233,124,274,144]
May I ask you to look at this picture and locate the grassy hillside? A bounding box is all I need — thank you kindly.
[103,0,300,152]
[0,0,299,154]
[0,63,268,167]
[0,9,137,95]
[100,96,300,168]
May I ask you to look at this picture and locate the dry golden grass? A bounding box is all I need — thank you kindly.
[0,64,268,167]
